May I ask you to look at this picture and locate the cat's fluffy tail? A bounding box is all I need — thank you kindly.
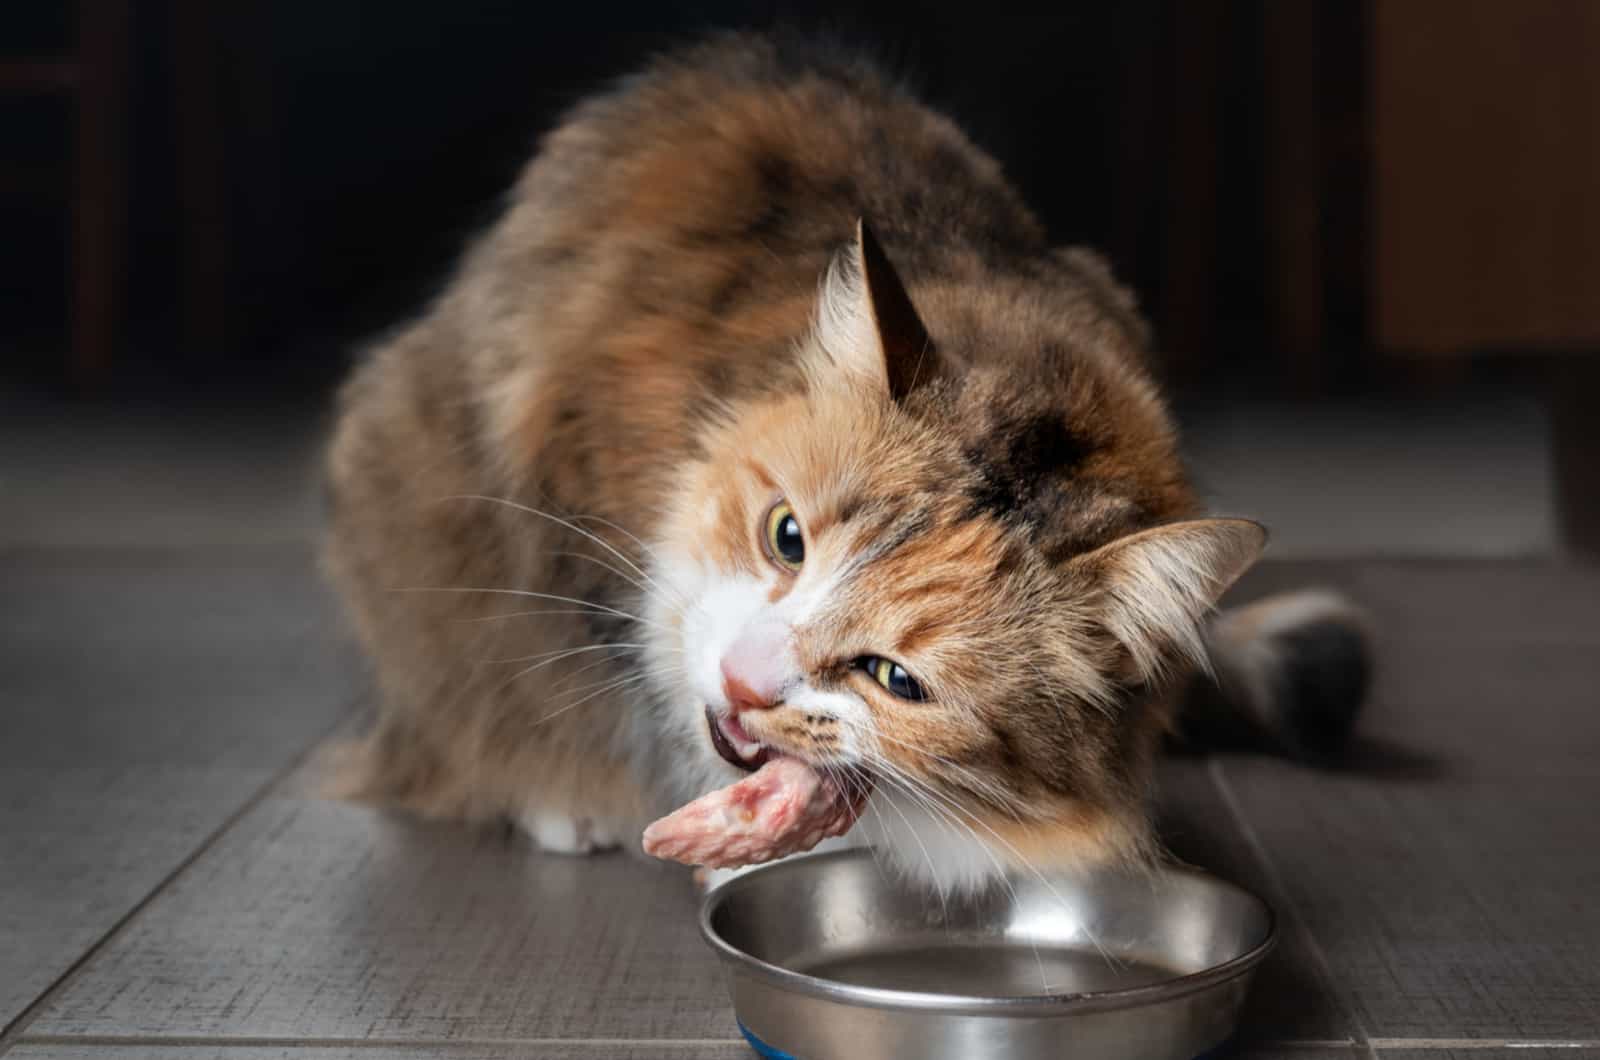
[1179,590,1372,761]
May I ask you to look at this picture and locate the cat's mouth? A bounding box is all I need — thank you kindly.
[641,707,873,870]
[707,707,776,772]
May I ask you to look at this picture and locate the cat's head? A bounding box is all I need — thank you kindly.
[645,223,1264,891]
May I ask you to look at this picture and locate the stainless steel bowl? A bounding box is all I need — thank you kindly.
[700,849,1275,1060]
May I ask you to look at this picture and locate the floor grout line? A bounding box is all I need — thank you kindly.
[0,707,359,1057]
[1206,757,1382,1060]
[0,541,321,566]
[1369,1040,1600,1051]
[13,1034,1600,1052]
[11,1036,750,1051]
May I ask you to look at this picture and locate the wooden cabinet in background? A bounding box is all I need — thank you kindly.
[1372,0,1600,355]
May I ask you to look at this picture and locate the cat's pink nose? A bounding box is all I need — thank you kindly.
[720,624,794,713]
[721,672,772,714]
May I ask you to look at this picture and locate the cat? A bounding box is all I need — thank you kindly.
[323,32,1368,893]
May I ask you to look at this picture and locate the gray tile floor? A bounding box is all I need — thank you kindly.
[3,394,1597,1058]
[1180,393,1556,558]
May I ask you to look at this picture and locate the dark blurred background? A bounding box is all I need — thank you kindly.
[3,2,1596,554]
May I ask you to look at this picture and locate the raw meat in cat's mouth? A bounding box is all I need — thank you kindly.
[639,710,871,869]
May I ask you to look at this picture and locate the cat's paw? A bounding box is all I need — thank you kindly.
[522,810,621,856]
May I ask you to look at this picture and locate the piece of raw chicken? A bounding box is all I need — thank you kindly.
[642,756,867,869]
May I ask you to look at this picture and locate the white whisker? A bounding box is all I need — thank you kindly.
[485,642,656,665]
[532,669,663,727]
[862,751,1121,972]
[864,764,1058,990]
[463,607,622,624]
[861,728,1022,814]
[444,494,688,609]
[869,770,949,923]
[539,549,658,598]
[490,643,642,694]
[545,661,684,708]
[395,586,668,633]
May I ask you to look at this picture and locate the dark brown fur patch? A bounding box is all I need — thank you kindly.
[962,414,1101,523]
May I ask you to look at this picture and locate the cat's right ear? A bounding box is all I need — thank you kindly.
[813,220,937,401]
[1074,517,1268,683]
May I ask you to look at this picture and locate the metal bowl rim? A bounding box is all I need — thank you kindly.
[699,848,1278,1017]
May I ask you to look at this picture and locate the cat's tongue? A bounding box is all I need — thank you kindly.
[641,757,866,869]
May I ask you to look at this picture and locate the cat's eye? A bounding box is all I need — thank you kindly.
[860,656,927,702]
[764,500,805,571]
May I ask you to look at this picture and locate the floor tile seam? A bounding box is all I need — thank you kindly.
[15,1034,1600,1052]
[0,707,357,1053]
[9,1036,748,1050]
[1234,1043,1600,1054]
[0,541,319,567]
[1205,757,1380,1060]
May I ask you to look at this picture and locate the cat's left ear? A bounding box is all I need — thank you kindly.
[1075,518,1267,681]
[814,219,936,401]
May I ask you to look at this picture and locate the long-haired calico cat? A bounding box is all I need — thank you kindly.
[324,33,1367,892]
